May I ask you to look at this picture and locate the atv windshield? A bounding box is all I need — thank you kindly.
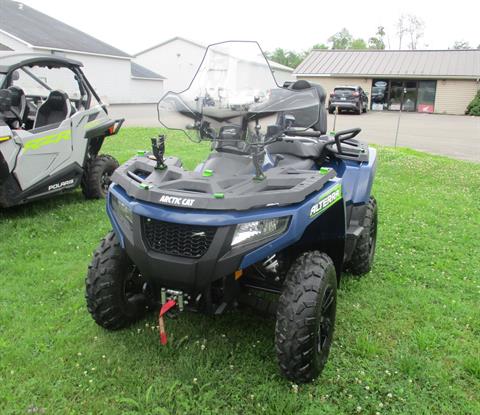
[157,41,321,144]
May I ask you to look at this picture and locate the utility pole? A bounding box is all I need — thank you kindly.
[394,87,406,148]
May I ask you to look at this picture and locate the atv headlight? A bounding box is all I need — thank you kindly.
[111,194,133,226]
[231,217,290,247]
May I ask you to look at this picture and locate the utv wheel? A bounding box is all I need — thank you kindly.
[86,231,147,330]
[82,154,119,199]
[275,251,337,383]
[348,197,378,275]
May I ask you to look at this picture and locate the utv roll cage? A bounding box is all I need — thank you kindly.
[0,53,105,110]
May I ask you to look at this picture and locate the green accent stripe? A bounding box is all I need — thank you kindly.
[23,130,71,152]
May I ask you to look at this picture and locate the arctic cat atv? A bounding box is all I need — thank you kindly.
[86,41,378,383]
[0,53,123,208]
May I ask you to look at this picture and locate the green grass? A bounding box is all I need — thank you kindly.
[1,127,479,414]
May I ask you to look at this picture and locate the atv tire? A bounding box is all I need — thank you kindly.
[275,251,337,383]
[85,231,147,330]
[82,154,119,199]
[348,197,377,275]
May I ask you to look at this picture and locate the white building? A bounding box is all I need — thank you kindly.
[0,0,164,106]
[134,37,294,93]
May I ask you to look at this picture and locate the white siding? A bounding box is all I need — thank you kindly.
[136,38,294,92]
[136,39,204,93]
[271,68,294,86]
[435,80,479,115]
[128,78,163,103]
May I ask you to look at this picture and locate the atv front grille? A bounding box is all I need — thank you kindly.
[142,218,216,258]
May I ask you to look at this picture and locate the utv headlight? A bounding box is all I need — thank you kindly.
[111,195,133,226]
[231,217,290,247]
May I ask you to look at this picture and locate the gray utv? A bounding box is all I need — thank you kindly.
[0,53,123,208]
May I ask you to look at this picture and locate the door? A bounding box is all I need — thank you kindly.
[8,63,84,190]
[14,120,73,190]
[388,80,417,111]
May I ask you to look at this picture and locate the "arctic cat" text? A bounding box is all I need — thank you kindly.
[159,195,195,207]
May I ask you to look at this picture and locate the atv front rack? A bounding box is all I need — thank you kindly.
[111,154,337,211]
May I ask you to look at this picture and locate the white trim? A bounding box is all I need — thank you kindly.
[0,29,130,59]
[0,29,33,48]
[131,76,164,81]
[33,46,131,60]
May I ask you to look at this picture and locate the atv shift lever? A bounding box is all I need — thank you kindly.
[151,135,167,170]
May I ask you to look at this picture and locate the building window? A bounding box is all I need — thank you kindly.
[370,79,437,113]
[417,81,436,113]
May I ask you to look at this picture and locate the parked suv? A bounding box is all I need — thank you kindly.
[328,86,368,114]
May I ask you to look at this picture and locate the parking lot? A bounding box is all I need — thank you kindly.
[329,111,480,162]
[111,104,480,162]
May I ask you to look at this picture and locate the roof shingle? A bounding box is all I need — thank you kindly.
[0,0,130,58]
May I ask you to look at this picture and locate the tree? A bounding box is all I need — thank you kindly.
[406,15,425,49]
[266,48,306,69]
[368,26,386,49]
[397,14,425,49]
[396,15,408,49]
[451,40,472,49]
[328,28,352,49]
[312,43,329,50]
[350,38,367,49]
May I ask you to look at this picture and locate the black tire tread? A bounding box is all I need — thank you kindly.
[275,251,337,383]
[348,196,377,275]
[82,154,119,199]
[85,231,144,330]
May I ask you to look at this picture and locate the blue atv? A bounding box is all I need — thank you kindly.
[85,41,378,383]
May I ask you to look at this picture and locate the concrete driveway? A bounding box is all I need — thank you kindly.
[111,104,480,162]
[328,111,480,162]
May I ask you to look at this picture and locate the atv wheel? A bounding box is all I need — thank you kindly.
[275,251,337,383]
[86,231,147,330]
[348,197,378,275]
[82,155,119,199]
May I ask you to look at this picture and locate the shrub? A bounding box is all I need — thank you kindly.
[465,89,480,116]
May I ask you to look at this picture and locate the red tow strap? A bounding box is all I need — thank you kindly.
[158,299,177,345]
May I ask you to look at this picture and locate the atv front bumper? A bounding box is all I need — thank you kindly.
[107,181,343,293]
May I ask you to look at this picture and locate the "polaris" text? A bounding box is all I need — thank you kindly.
[48,179,74,191]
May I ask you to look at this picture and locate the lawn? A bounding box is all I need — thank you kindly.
[0,127,479,414]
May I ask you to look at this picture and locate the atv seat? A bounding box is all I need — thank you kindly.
[266,136,329,169]
[288,80,327,135]
[34,90,71,129]
[7,86,29,128]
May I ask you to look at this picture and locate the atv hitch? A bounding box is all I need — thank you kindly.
[160,287,185,312]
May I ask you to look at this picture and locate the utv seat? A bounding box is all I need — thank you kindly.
[7,86,29,128]
[34,90,71,129]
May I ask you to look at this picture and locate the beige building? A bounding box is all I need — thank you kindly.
[294,49,480,115]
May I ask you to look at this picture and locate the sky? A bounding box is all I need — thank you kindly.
[20,0,479,55]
